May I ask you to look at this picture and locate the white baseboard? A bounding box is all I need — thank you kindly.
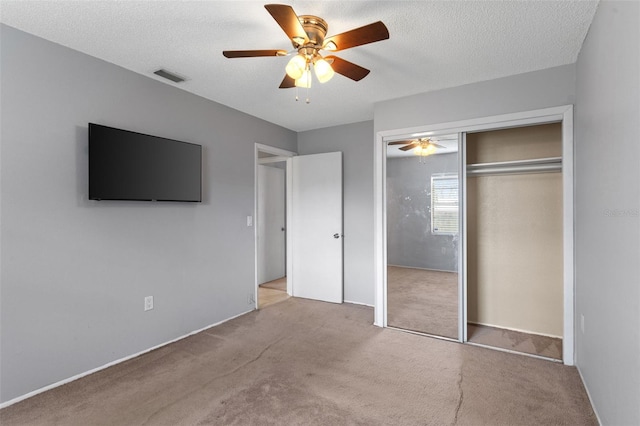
[0,308,255,409]
[467,320,563,339]
[343,300,374,308]
[576,365,603,426]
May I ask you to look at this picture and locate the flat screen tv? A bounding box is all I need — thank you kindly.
[89,123,202,202]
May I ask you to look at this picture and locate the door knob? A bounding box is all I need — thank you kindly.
[333,233,340,239]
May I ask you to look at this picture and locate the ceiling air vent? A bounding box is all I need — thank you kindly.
[153,69,187,83]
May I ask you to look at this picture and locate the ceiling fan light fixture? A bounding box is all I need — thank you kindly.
[285,54,306,80]
[313,57,334,83]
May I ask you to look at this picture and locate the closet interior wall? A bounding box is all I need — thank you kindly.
[466,123,564,339]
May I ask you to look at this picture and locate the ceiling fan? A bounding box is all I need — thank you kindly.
[222,4,389,101]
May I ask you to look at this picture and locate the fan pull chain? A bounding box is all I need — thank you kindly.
[293,65,312,103]
[305,65,311,103]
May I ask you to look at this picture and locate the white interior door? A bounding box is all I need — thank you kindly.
[290,152,343,303]
[257,164,286,284]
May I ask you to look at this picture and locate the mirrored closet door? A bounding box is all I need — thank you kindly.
[386,134,460,339]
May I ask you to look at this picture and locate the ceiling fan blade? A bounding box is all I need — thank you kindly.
[324,21,389,51]
[388,140,415,146]
[279,74,295,89]
[325,56,370,81]
[264,4,309,45]
[223,50,287,58]
[399,143,419,151]
[430,143,446,149]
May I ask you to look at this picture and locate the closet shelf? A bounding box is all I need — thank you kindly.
[466,156,562,176]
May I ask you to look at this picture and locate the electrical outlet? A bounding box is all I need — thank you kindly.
[144,296,154,311]
[581,314,585,334]
[247,216,253,227]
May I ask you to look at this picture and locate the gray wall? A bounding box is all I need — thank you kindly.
[575,2,640,425]
[0,25,296,403]
[297,121,374,305]
[374,64,576,133]
[387,154,459,271]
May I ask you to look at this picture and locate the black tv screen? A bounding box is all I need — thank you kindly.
[89,123,202,202]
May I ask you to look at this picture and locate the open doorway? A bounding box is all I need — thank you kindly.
[255,145,344,308]
[255,144,295,309]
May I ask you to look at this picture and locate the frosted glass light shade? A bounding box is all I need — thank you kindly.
[415,143,437,156]
[314,58,334,83]
[424,144,438,156]
[286,55,306,80]
[295,70,312,88]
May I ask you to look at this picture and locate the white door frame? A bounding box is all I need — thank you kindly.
[373,105,575,365]
[254,143,296,309]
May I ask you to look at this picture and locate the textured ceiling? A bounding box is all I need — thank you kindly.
[0,1,598,132]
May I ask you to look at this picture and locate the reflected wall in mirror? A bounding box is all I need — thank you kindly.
[386,135,459,339]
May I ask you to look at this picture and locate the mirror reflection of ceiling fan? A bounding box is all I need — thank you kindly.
[388,136,459,162]
[222,4,389,102]
[388,138,446,156]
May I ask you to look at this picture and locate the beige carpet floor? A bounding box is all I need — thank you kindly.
[0,298,596,425]
[387,266,459,339]
[468,323,563,360]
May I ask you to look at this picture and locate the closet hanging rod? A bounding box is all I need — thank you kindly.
[466,163,561,176]
[466,156,562,177]
[467,156,562,170]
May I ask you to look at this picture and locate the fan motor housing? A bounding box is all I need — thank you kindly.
[297,15,328,47]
